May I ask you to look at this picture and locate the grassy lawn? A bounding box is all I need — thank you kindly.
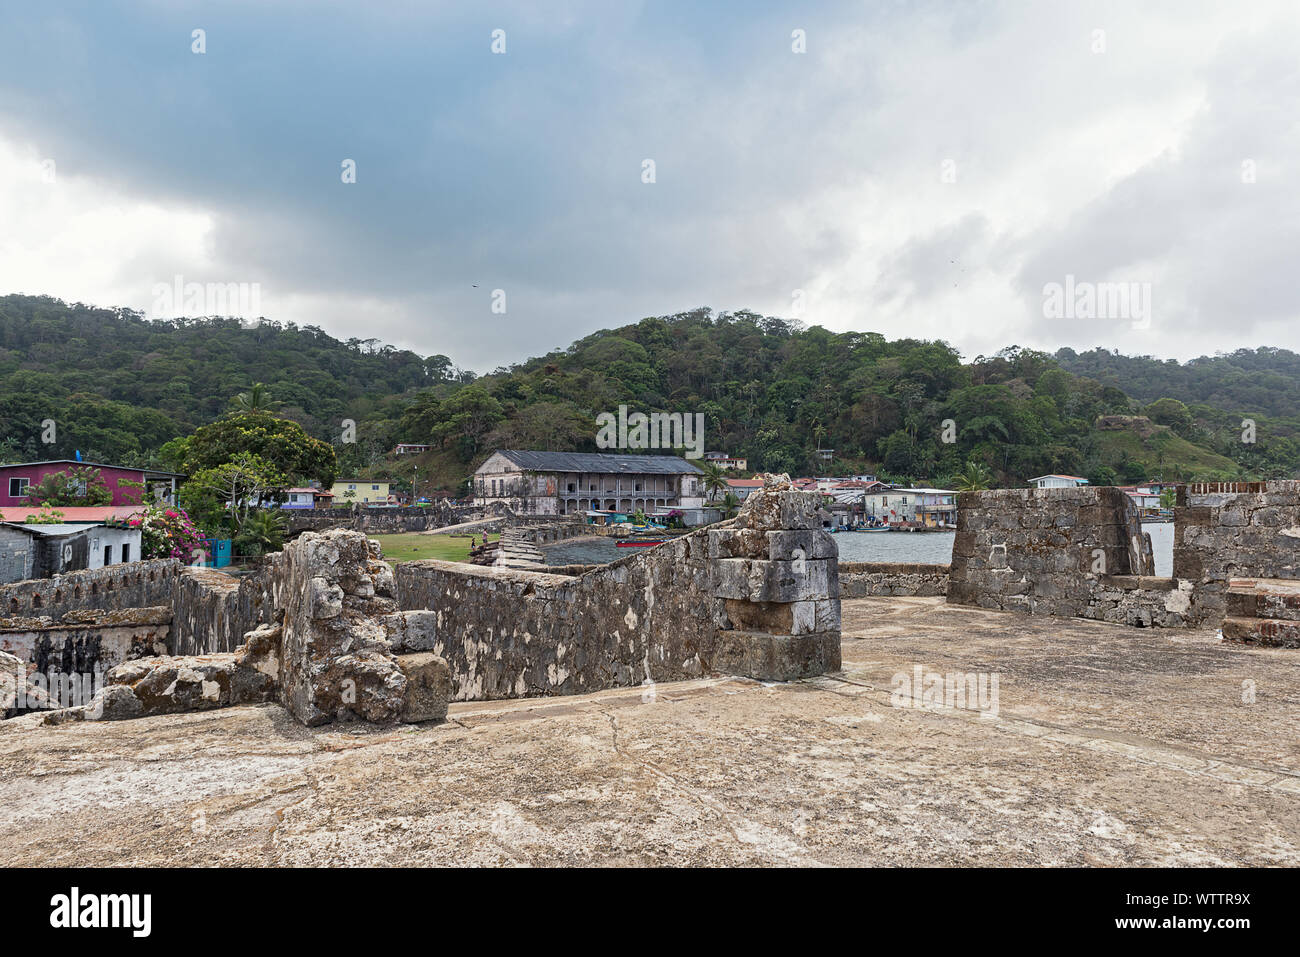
[369,531,499,564]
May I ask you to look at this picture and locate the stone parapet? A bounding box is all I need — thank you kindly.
[947,486,1154,617]
[397,479,841,699]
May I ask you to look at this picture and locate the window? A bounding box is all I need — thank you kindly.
[121,543,131,563]
[8,477,29,497]
[104,545,113,566]
[372,485,379,491]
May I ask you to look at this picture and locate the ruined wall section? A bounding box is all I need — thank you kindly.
[269,530,420,725]
[947,487,1154,617]
[169,567,271,656]
[0,559,180,619]
[396,483,841,700]
[0,607,171,683]
[840,562,950,598]
[1176,481,1300,631]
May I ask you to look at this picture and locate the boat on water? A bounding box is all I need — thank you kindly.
[616,538,667,548]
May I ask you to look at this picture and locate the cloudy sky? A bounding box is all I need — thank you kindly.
[1,0,1297,371]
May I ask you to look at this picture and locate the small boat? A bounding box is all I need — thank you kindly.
[860,525,891,532]
[616,538,667,548]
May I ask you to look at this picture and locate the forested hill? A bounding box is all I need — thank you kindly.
[1,295,1296,486]
[400,308,1297,485]
[1055,347,1300,420]
[0,294,461,465]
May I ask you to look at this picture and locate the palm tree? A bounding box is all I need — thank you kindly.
[699,462,728,502]
[721,491,741,519]
[953,460,993,492]
[232,382,277,413]
[238,510,287,557]
[812,420,828,452]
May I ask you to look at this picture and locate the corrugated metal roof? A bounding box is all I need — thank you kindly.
[0,459,184,476]
[489,450,703,474]
[0,522,97,536]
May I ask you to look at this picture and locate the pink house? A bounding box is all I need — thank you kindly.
[0,460,183,508]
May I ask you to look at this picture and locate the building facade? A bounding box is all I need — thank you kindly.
[724,477,764,501]
[0,523,142,584]
[474,450,704,517]
[862,487,957,526]
[330,480,391,504]
[703,451,748,471]
[0,460,182,508]
[1029,474,1090,490]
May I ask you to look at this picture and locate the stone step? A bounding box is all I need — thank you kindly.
[1221,616,1300,648]
[1226,578,1300,621]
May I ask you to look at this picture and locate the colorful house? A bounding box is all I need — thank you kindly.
[329,480,391,505]
[703,452,748,471]
[1029,474,1090,490]
[724,478,764,501]
[0,460,182,509]
[281,487,335,509]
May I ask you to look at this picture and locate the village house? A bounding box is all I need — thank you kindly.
[473,450,704,517]
[0,521,142,584]
[862,487,958,526]
[703,451,748,471]
[393,443,431,456]
[0,460,182,508]
[825,479,888,504]
[1119,484,1164,515]
[281,487,335,509]
[723,477,764,502]
[329,480,391,505]
[1029,474,1090,489]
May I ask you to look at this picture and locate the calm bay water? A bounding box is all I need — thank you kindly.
[835,522,1173,575]
[544,522,1175,576]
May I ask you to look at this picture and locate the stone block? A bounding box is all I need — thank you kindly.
[707,527,769,560]
[381,611,439,653]
[710,629,841,681]
[712,558,835,602]
[1222,616,1300,648]
[92,684,144,721]
[397,653,450,723]
[732,488,823,531]
[765,529,838,562]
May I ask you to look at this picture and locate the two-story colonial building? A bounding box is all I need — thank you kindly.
[474,450,704,517]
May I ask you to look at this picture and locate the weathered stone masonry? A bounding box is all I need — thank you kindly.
[1176,481,1300,646]
[395,482,841,700]
[840,562,950,598]
[944,481,1300,639]
[948,486,1153,616]
[0,558,180,618]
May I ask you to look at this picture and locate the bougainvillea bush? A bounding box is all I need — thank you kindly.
[132,503,208,562]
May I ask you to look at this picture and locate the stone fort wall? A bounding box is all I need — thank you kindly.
[396,485,842,701]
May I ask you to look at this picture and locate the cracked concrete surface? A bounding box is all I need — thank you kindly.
[1,597,1297,866]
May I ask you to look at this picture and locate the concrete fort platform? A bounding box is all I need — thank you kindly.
[1,596,1296,866]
